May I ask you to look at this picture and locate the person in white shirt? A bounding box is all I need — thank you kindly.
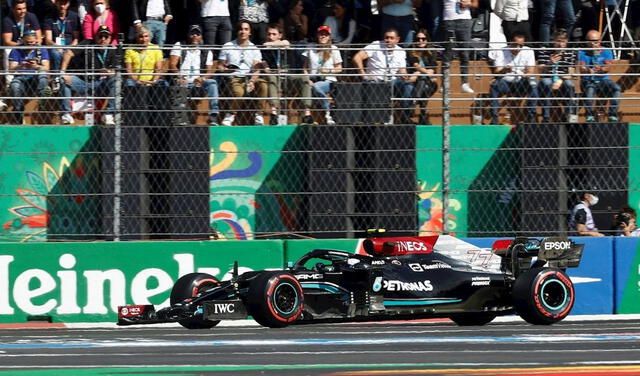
[489,34,539,124]
[442,0,477,93]
[131,0,173,46]
[199,0,232,53]
[493,0,531,42]
[218,20,268,126]
[569,191,604,236]
[169,25,219,125]
[302,25,342,125]
[352,28,413,123]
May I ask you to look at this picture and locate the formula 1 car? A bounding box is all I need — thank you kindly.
[117,235,584,328]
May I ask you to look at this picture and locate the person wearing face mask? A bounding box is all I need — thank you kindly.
[83,0,120,45]
[569,191,605,237]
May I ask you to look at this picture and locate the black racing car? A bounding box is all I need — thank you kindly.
[117,235,584,328]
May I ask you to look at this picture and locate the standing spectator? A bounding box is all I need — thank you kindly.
[538,30,576,123]
[43,0,80,78]
[83,0,120,45]
[489,34,538,124]
[406,29,438,124]
[578,29,621,122]
[378,0,422,45]
[168,24,219,125]
[569,191,604,236]
[218,20,268,126]
[58,24,117,125]
[7,30,51,124]
[131,0,173,47]
[302,25,342,125]
[352,27,412,124]
[417,0,443,42]
[199,0,233,53]
[538,0,575,43]
[493,0,531,42]
[238,0,270,45]
[442,0,477,93]
[124,26,167,86]
[323,0,356,46]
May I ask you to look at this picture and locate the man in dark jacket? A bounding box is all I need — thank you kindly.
[131,0,173,46]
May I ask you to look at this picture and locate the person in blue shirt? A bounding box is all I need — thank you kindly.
[578,29,621,122]
[7,29,51,124]
[43,0,80,78]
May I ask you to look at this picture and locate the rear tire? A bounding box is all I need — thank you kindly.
[449,313,497,326]
[513,268,574,325]
[170,272,221,329]
[246,271,304,328]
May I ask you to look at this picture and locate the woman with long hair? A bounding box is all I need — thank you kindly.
[406,29,438,124]
[82,0,120,45]
[323,0,356,45]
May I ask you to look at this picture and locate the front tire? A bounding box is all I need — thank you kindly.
[513,268,575,325]
[246,271,304,328]
[170,272,221,329]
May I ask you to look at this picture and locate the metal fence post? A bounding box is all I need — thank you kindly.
[113,37,124,241]
[441,34,453,235]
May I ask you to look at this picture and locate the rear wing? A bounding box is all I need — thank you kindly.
[492,237,584,275]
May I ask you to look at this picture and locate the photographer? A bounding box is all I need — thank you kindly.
[612,206,640,237]
[569,191,604,236]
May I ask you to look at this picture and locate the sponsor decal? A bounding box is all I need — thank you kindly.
[295,273,323,280]
[371,260,386,265]
[211,303,235,314]
[372,276,383,292]
[383,279,434,292]
[471,276,491,286]
[408,263,452,272]
[395,241,428,252]
[543,241,571,251]
[391,260,402,265]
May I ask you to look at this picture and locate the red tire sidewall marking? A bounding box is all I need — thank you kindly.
[266,274,304,323]
[191,278,219,297]
[532,270,574,319]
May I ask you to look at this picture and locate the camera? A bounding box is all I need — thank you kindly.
[615,212,632,228]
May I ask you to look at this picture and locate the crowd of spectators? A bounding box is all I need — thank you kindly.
[0,0,637,125]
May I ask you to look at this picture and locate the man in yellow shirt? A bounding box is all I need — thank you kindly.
[124,26,167,86]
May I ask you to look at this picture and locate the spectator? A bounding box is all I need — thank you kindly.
[378,0,422,45]
[43,0,80,78]
[569,191,604,236]
[612,206,640,237]
[442,0,476,94]
[352,27,412,124]
[323,0,356,46]
[302,25,342,125]
[406,29,438,125]
[539,0,575,43]
[83,0,120,45]
[199,0,233,53]
[2,0,42,46]
[168,24,219,125]
[131,0,173,47]
[124,26,167,87]
[417,0,443,42]
[7,30,51,124]
[578,29,621,122]
[238,0,270,45]
[493,0,531,42]
[262,23,311,125]
[538,30,576,123]
[280,0,308,43]
[489,34,538,124]
[58,24,117,125]
[218,20,268,126]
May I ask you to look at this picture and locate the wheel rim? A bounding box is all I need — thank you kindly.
[540,279,568,311]
[272,282,299,315]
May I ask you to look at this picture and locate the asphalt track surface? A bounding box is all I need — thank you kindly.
[2,316,640,375]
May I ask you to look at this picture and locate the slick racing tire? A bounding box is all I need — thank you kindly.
[170,273,221,329]
[246,271,304,328]
[513,268,575,325]
[449,313,497,326]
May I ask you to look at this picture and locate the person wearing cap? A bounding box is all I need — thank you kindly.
[169,25,219,125]
[124,26,167,87]
[218,20,268,126]
[43,0,80,81]
[301,25,342,125]
[131,0,173,46]
[58,24,118,125]
[569,191,605,236]
[7,30,51,124]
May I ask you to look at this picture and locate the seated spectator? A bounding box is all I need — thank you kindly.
[489,34,538,124]
[218,20,268,126]
[132,0,173,46]
[538,30,577,123]
[124,26,167,87]
[280,0,308,43]
[406,29,438,125]
[262,23,311,125]
[569,191,604,236]
[442,0,477,94]
[352,28,412,124]
[238,0,270,45]
[302,25,342,125]
[323,0,356,46]
[83,0,120,45]
[612,206,640,237]
[7,30,51,124]
[43,0,80,79]
[168,25,219,125]
[58,25,117,125]
[578,29,621,122]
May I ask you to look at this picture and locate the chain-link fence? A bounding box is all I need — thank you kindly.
[0,42,638,241]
